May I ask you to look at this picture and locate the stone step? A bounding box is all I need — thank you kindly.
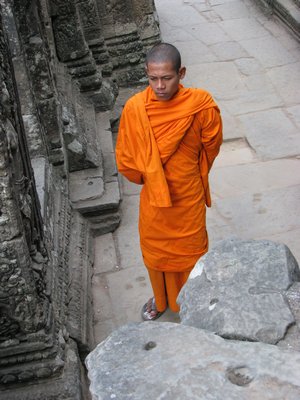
[69,108,121,234]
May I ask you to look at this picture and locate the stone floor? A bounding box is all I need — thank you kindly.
[92,0,300,345]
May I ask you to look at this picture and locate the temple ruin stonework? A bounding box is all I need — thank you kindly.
[0,1,160,399]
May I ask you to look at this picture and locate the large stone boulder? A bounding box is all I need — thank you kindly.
[86,322,300,400]
[178,238,300,344]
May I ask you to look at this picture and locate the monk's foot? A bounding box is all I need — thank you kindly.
[141,297,165,321]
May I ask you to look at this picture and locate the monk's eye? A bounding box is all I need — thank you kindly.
[149,77,157,81]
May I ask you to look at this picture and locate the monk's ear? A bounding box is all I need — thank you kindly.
[179,66,186,79]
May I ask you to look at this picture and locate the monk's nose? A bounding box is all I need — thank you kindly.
[157,79,165,89]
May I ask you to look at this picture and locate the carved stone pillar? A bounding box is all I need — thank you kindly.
[49,0,118,110]
[131,0,160,48]
[49,0,99,86]
[76,0,112,75]
[1,0,65,165]
[93,0,160,86]
[0,9,50,382]
[95,0,145,86]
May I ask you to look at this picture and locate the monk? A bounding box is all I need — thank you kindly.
[116,43,222,320]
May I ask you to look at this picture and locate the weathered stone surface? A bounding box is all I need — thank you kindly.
[241,35,298,68]
[86,322,300,400]
[69,167,121,235]
[96,112,118,182]
[69,167,105,205]
[90,211,121,236]
[87,79,118,111]
[278,282,300,350]
[61,98,100,172]
[52,13,89,62]
[31,157,47,218]
[174,40,218,65]
[239,107,300,159]
[267,62,300,106]
[210,158,300,196]
[94,233,118,274]
[0,0,161,398]
[3,339,84,400]
[67,212,95,355]
[178,238,300,344]
[254,0,300,40]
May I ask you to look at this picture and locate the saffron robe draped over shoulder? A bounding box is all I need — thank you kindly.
[116,85,222,272]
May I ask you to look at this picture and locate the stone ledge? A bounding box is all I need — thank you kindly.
[255,0,300,39]
[70,180,120,214]
[3,340,85,400]
[90,212,121,236]
[69,166,105,205]
[69,171,121,235]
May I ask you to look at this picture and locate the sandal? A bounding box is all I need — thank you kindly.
[141,297,165,321]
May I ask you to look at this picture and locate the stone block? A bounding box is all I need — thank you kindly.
[52,14,89,62]
[178,238,300,344]
[95,112,118,182]
[158,26,195,44]
[69,167,105,206]
[71,180,120,213]
[90,212,121,236]
[210,158,300,197]
[173,40,217,65]
[212,138,256,168]
[94,233,118,274]
[86,322,300,400]
[213,1,252,20]
[85,79,118,111]
[3,340,84,400]
[219,18,270,41]
[267,62,300,105]
[241,35,298,68]
[187,61,245,101]
[37,97,62,149]
[92,266,152,344]
[210,41,248,61]
[222,88,283,116]
[207,184,300,247]
[157,3,207,27]
[63,95,101,172]
[240,108,300,159]
[113,195,143,269]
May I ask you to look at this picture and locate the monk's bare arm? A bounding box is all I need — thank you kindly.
[199,107,223,171]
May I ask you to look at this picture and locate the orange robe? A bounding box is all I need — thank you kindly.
[116,85,222,311]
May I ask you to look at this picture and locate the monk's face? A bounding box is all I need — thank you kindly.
[146,61,186,101]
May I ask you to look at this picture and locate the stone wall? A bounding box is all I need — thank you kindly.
[0,0,160,398]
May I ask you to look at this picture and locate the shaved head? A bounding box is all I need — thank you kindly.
[145,43,181,73]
